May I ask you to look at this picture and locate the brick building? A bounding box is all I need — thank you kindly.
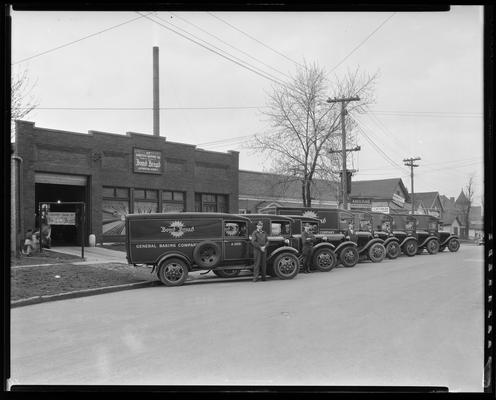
[238,170,339,213]
[13,120,239,248]
[349,178,411,212]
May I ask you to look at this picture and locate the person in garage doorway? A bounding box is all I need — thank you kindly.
[250,221,268,282]
[21,229,34,256]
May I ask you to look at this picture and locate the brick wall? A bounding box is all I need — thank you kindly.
[15,121,239,243]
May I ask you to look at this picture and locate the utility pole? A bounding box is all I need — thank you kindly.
[403,157,421,214]
[327,96,360,209]
[153,46,160,137]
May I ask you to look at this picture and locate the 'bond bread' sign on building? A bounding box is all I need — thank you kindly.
[133,148,162,174]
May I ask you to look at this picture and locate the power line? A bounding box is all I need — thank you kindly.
[167,12,292,81]
[150,13,289,87]
[207,11,305,68]
[354,119,408,173]
[138,12,289,89]
[370,111,483,119]
[15,106,263,110]
[359,113,406,156]
[329,13,396,73]
[12,12,154,65]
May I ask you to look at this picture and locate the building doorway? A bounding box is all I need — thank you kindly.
[35,180,89,246]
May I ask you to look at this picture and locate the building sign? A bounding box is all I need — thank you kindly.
[392,193,405,207]
[350,198,372,210]
[133,148,162,174]
[47,212,76,225]
[371,206,390,214]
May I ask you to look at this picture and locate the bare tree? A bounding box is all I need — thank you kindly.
[457,174,476,239]
[250,62,377,207]
[11,68,38,141]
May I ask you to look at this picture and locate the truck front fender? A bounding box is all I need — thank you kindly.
[441,235,459,247]
[335,241,358,254]
[268,246,299,262]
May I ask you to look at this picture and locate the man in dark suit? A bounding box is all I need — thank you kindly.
[251,221,268,282]
[301,222,316,273]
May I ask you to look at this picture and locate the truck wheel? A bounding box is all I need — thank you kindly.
[312,248,336,272]
[213,269,241,278]
[193,241,221,268]
[368,243,386,263]
[386,241,400,259]
[158,258,188,287]
[272,253,299,279]
[448,238,460,252]
[426,239,440,254]
[340,246,359,267]
[297,254,304,272]
[402,240,418,257]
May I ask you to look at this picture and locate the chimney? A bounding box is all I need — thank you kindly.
[153,46,160,136]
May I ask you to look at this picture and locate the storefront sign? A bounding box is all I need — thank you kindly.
[392,193,405,206]
[371,206,390,214]
[47,212,76,225]
[133,148,162,174]
[350,198,372,210]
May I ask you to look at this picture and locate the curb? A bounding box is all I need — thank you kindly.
[11,280,162,308]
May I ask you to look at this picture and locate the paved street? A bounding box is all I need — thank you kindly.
[10,244,484,391]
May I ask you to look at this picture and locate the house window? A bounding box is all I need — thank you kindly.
[162,191,185,212]
[133,188,158,213]
[195,193,229,212]
[102,186,129,236]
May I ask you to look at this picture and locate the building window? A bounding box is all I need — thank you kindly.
[102,186,129,236]
[133,188,158,213]
[162,191,185,212]
[195,193,229,213]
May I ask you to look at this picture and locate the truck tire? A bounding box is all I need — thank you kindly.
[340,246,359,267]
[426,239,440,254]
[368,243,386,263]
[402,240,418,257]
[272,253,299,280]
[213,269,241,278]
[448,238,460,252]
[193,241,221,268]
[157,258,188,287]
[386,241,400,259]
[312,247,336,272]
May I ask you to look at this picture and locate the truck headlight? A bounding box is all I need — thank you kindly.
[284,239,290,244]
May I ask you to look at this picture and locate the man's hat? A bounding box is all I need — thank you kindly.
[257,221,263,226]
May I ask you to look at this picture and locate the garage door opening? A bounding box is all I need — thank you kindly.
[35,182,88,246]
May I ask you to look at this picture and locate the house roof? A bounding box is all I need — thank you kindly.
[239,170,338,201]
[350,178,410,202]
[456,190,469,205]
[409,191,443,212]
[439,194,455,209]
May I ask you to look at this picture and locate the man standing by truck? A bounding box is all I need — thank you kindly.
[251,221,268,282]
[301,223,316,273]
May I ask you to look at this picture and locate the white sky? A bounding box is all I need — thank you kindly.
[11,6,484,206]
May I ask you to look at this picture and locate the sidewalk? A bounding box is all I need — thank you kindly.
[45,246,128,264]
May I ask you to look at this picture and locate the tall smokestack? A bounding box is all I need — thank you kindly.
[153,46,160,136]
